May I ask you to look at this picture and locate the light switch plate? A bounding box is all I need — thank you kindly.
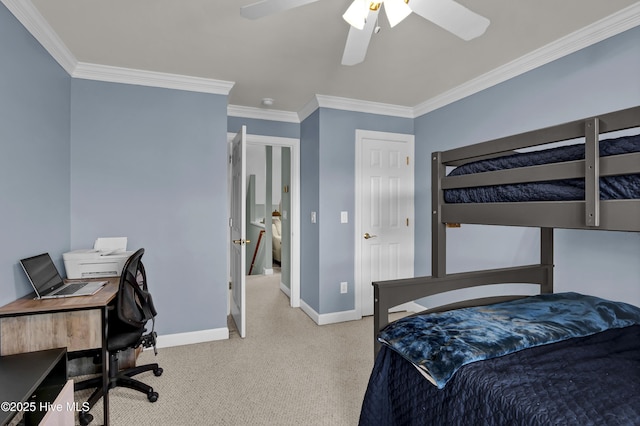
[341,211,348,223]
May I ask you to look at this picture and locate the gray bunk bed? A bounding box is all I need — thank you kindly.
[360,105,640,425]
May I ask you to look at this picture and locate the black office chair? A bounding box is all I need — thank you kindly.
[75,248,163,425]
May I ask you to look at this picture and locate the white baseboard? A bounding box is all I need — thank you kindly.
[280,282,291,297]
[155,327,229,349]
[395,301,424,314]
[299,300,360,325]
[297,300,424,327]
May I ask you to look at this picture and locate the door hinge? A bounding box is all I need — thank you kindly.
[406,218,409,227]
[406,156,410,165]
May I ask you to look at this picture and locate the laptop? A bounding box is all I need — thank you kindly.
[20,253,107,299]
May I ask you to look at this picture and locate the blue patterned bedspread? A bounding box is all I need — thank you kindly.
[378,292,640,389]
[444,133,640,203]
[360,325,640,425]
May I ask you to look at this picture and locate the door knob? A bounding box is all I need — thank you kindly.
[363,233,377,240]
[233,239,251,245]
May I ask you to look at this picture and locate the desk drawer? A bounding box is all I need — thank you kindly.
[0,311,101,356]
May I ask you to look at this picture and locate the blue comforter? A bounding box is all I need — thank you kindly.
[444,133,640,203]
[360,325,640,425]
[378,292,640,389]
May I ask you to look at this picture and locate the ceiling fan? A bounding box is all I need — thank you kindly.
[240,0,490,66]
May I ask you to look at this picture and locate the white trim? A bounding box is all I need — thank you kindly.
[315,94,414,118]
[226,132,301,309]
[298,96,320,122]
[280,281,291,297]
[6,0,638,117]
[413,3,640,117]
[228,105,300,123]
[299,300,360,325]
[73,62,234,95]
[1,0,77,74]
[155,327,229,349]
[401,301,424,314]
[298,93,414,121]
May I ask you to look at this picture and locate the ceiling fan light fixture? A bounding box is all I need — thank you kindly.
[343,0,369,30]
[384,0,412,28]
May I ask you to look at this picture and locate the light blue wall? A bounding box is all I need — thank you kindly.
[0,3,71,306]
[414,25,640,307]
[228,116,300,139]
[313,108,414,314]
[300,110,321,310]
[3,0,639,332]
[70,79,229,335]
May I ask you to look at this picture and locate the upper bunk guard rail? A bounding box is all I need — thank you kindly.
[441,152,640,190]
[440,105,640,166]
[435,105,640,231]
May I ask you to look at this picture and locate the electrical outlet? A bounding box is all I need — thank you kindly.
[340,281,348,294]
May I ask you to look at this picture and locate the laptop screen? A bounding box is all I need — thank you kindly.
[20,253,65,296]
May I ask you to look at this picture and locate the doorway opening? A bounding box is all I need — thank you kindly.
[227,132,301,337]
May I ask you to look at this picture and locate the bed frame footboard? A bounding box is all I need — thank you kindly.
[373,264,553,355]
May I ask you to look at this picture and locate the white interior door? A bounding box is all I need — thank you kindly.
[356,130,414,317]
[230,126,247,338]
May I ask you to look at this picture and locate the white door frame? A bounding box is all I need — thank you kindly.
[354,129,415,318]
[227,132,301,308]
[230,126,247,338]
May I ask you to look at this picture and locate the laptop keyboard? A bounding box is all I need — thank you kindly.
[55,282,88,296]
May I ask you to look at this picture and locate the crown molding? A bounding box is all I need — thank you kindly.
[316,94,414,118]
[6,0,639,120]
[2,0,235,95]
[298,96,321,122]
[1,0,77,74]
[297,94,413,122]
[73,62,235,95]
[413,2,640,118]
[227,105,299,123]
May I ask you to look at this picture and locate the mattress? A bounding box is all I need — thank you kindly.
[359,324,640,425]
[444,133,640,203]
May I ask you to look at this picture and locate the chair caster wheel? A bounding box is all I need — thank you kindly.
[154,367,163,376]
[79,411,93,425]
[148,390,159,402]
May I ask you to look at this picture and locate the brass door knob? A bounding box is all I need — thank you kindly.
[233,239,251,245]
[363,233,377,240]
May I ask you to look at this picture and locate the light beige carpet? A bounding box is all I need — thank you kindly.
[74,273,407,425]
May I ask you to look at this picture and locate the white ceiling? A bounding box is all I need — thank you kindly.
[18,0,640,114]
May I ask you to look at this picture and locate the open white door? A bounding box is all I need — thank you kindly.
[230,126,247,338]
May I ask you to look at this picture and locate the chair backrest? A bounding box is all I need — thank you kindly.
[117,248,157,328]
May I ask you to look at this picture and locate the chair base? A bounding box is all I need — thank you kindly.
[74,352,162,425]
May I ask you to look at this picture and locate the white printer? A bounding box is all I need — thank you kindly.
[63,237,134,279]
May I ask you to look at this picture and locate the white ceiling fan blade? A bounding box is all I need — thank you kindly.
[341,9,380,66]
[240,0,320,20]
[409,0,489,40]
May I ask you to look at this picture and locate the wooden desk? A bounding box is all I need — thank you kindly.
[0,278,118,425]
[0,348,70,426]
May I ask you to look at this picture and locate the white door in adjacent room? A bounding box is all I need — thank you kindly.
[356,130,415,317]
[230,126,248,337]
